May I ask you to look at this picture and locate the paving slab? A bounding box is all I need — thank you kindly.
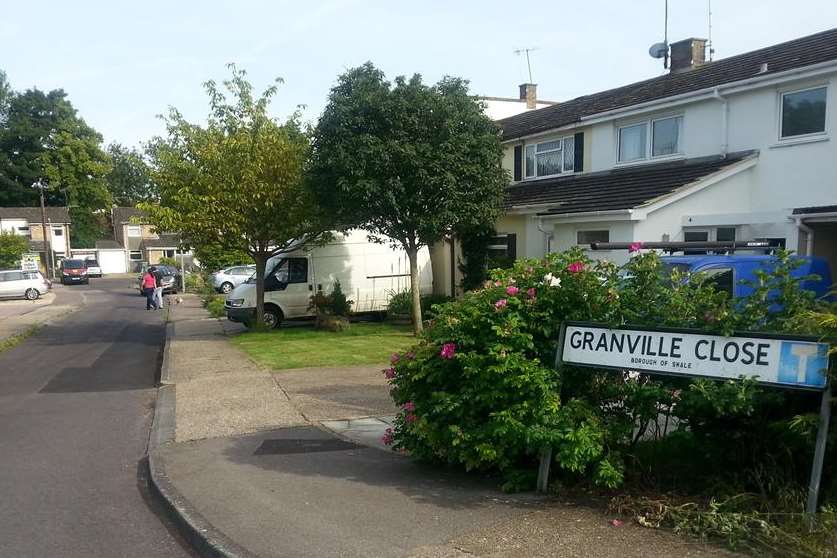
[277,365,398,422]
[158,426,734,558]
[168,294,306,442]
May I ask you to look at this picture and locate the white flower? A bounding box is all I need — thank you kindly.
[543,273,562,287]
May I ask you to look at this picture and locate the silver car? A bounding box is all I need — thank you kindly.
[212,265,255,294]
[0,269,52,300]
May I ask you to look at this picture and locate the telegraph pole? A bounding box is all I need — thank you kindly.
[33,180,53,280]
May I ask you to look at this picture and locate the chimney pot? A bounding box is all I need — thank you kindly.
[519,83,538,109]
[669,38,707,73]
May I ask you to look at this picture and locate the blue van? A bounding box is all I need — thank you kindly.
[660,255,833,299]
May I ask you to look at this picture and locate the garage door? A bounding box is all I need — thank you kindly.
[97,249,127,274]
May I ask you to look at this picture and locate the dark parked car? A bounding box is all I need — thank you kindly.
[137,265,182,295]
[60,259,89,285]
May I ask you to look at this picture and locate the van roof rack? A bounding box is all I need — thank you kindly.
[589,240,783,254]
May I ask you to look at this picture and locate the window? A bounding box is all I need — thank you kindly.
[52,227,63,237]
[618,123,647,162]
[684,230,709,242]
[576,230,610,245]
[272,258,308,284]
[127,225,142,237]
[2,271,24,282]
[703,268,734,297]
[163,249,175,258]
[781,86,827,138]
[524,136,574,178]
[716,227,736,242]
[486,234,517,267]
[129,251,142,261]
[618,115,683,163]
[18,226,30,236]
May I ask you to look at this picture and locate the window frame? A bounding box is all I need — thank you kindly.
[524,135,575,179]
[617,114,684,164]
[127,225,142,238]
[129,251,143,261]
[778,85,828,141]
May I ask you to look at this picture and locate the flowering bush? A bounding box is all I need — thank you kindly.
[386,247,831,494]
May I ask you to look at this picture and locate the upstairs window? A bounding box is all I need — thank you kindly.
[618,115,683,163]
[127,225,142,237]
[524,136,574,178]
[781,86,827,139]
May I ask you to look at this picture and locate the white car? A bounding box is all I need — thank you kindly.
[212,265,255,294]
[85,259,103,278]
[0,269,52,300]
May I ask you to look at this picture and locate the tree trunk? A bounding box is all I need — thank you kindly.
[253,251,267,328]
[407,245,423,335]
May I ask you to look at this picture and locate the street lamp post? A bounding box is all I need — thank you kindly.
[32,179,53,280]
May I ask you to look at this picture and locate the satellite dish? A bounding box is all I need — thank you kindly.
[648,42,668,59]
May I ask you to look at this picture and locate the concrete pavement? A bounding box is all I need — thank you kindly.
[151,295,736,558]
[0,277,192,557]
[0,284,83,345]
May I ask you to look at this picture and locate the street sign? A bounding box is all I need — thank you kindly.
[21,254,40,272]
[540,321,832,519]
[561,323,829,390]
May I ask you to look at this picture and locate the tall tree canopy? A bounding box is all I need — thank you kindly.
[105,143,156,206]
[308,63,508,333]
[144,66,326,327]
[0,87,111,247]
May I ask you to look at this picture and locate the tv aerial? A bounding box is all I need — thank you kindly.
[648,0,670,69]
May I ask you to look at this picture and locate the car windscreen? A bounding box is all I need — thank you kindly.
[62,260,86,269]
[87,260,99,266]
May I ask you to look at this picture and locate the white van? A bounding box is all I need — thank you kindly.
[224,230,432,328]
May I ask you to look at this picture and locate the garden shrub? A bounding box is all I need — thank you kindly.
[385,247,834,502]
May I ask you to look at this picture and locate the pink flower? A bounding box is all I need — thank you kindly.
[405,352,415,360]
[506,285,519,296]
[493,280,502,287]
[440,342,456,359]
[383,367,396,379]
[527,287,536,298]
[403,401,416,412]
[629,241,643,253]
[495,298,508,309]
[567,261,585,273]
[405,413,417,424]
[381,427,394,446]
[390,353,400,364]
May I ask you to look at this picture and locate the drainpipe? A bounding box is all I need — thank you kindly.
[537,218,553,254]
[712,87,728,157]
[794,217,814,256]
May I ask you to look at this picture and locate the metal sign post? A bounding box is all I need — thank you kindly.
[806,382,832,520]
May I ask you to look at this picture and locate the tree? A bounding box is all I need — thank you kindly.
[0,87,111,246]
[308,63,508,333]
[0,70,11,124]
[0,230,29,269]
[191,240,252,272]
[143,66,327,327]
[106,143,156,206]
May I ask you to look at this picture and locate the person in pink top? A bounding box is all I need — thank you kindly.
[141,270,158,310]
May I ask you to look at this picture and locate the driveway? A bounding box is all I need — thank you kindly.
[0,277,191,557]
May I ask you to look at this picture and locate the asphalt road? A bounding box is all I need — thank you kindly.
[0,277,192,557]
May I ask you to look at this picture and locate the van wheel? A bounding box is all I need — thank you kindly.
[25,288,40,301]
[220,282,234,294]
[263,306,283,329]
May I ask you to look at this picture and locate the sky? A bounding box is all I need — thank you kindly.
[2,0,836,148]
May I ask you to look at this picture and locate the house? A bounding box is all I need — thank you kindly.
[486,27,837,281]
[110,207,192,271]
[0,207,72,272]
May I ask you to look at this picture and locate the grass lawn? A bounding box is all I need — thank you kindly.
[230,322,417,370]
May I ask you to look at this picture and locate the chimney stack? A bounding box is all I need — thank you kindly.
[669,38,707,73]
[519,83,538,109]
